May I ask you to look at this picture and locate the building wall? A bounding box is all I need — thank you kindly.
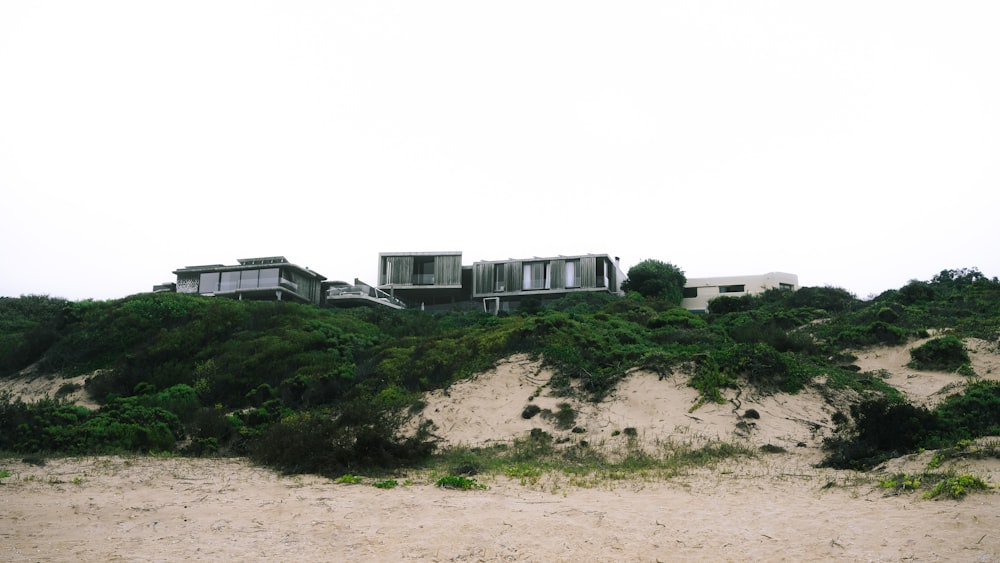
[681,272,799,312]
[471,254,624,299]
[176,273,200,294]
[378,252,463,288]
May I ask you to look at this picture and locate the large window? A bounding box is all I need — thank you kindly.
[719,284,745,294]
[413,257,434,285]
[199,272,219,293]
[494,264,506,292]
[240,270,259,289]
[220,271,240,291]
[565,260,579,288]
[259,268,280,288]
[523,262,550,290]
[683,287,698,298]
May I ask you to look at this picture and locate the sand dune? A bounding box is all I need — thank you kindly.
[4,340,1000,561]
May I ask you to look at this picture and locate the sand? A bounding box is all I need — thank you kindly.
[4,339,1000,562]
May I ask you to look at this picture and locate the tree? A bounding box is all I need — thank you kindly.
[621,259,686,304]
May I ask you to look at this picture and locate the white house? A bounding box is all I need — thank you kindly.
[681,272,799,312]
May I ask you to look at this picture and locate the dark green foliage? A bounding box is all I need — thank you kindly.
[553,403,577,430]
[521,404,541,419]
[621,259,686,304]
[907,335,970,372]
[2,264,999,474]
[934,381,1000,439]
[832,321,909,348]
[0,395,182,454]
[0,295,68,376]
[249,400,435,476]
[822,381,1000,469]
[821,398,939,469]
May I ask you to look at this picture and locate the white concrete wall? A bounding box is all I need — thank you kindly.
[681,272,799,312]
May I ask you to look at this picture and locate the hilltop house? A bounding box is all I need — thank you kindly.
[375,251,625,312]
[377,251,470,309]
[173,257,327,305]
[471,253,626,314]
[681,272,799,312]
[163,253,796,314]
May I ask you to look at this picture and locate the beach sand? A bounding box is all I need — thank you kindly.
[4,340,1000,562]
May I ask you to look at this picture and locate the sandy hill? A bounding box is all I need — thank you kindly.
[4,338,1000,561]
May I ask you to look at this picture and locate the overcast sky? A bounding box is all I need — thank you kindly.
[2,2,998,302]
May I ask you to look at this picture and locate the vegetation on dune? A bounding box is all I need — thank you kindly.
[1,266,999,481]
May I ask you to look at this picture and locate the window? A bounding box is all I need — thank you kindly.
[259,268,280,288]
[240,269,259,289]
[683,287,698,298]
[413,257,434,285]
[522,262,550,290]
[779,283,794,291]
[718,284,745,293]
[199,272,219,293]
[220,271,240,291]
[494,264,506,292]
[565,260,579,288]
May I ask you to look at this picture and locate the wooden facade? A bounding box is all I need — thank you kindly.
[471,254,620,299]
[378,252,463,288]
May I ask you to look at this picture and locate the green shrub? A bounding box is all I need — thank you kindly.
[621,260,686,304]
[934,381,1000,440]
[821,397,939,469]
[908,335,970,372]
[521,404,541,419]
[923,474,989,500]
[249,400,435,476]
[435,475,487,490]
[833,321,909,348]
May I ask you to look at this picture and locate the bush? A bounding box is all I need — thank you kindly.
[923,474,989,500]
[821,398,939,469]
[833,321,909,348]
[249,400,435,476]
[908,335,970,372]
[621,260,686,304]
[934,381,1000,440]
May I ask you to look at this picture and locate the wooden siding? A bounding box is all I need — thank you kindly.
[549,259,565,289]
[434,254,463,286]
[382,255,413,286]
[473,262,492,294]
[471,255,618,297]
[506,260,523,292]
[382,254,462,287]
[580,256,598,288]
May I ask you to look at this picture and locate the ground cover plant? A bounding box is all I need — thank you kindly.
[1,266,999,481]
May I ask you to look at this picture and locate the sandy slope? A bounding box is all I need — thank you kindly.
[4,340,1000,561]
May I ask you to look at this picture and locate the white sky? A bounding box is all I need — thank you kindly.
[2,2,998,301]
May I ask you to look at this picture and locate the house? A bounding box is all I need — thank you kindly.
[681,272,799,312]
[471,253,626,314]
[377,251,470,309]
[173,256,326,305]
[375,251,625,313]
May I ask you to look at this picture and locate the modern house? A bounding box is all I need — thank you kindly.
[681,272,799,312]
[471,253,626,314]
[164,253,797,314]
[377,251,470,309]
[173,256,327,305]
